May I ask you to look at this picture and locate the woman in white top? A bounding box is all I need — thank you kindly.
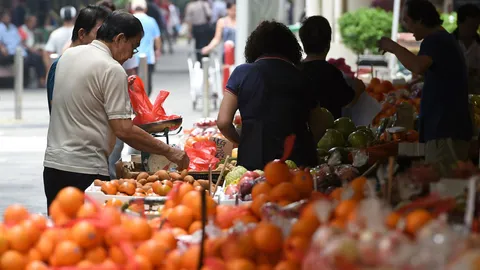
[454,4,480,94]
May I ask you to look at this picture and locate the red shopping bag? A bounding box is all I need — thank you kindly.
[128,76,180,126]
[185,140,220,171]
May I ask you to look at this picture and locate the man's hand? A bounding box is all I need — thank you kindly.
[0,45,7,56]
[377,37,399,54]
[201,46,210,55]
[155,49,161,59]
[166,147,190,170]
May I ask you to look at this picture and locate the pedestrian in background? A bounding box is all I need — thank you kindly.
[185,0,214,63]
[132,0,162,97]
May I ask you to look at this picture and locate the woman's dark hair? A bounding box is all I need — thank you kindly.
[299,16,331,55]
[457,4,480,24]
[244,20,302,64]
[97,0,116,12]
[96,11,144,42]
[405,0,442,28]
[72,5,110,42]
[227,1,236,9]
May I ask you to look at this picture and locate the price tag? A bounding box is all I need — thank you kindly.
[209,137,233,159]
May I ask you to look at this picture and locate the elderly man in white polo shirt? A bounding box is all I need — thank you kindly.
[43,11,189,209]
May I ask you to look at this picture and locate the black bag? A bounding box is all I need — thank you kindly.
[199,2,215,41]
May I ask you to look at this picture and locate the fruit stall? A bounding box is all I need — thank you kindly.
[4,76,480,269]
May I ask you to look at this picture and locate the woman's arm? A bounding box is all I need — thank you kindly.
[217,91,240,144]
[201,18,224,55]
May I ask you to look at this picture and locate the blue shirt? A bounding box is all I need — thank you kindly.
[47,58,59,114]
[134,13,161,65]
[0,23,25,56]
[418,29,472,142]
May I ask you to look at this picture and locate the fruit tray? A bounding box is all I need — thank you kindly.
[84,182,167,210]
[138,118,183,134]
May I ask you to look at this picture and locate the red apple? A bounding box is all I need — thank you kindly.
[225,184,239,197]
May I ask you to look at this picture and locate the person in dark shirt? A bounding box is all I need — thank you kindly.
[217,21,317,170]
[378,0,472,176]
[299,15,365,120]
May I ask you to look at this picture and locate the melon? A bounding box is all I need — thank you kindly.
[333,117,356,139]
[309,107,335,143]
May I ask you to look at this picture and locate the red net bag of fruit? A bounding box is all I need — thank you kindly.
[185,140,220,171]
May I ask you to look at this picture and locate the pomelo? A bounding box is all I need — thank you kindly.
[333,117,356,139]
[309,107,335,143]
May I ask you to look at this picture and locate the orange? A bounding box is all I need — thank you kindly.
[26,260,48,270]
[189,220,203,234]
[380,80,394,91]
[104,225,131,247]
[164,250,182,270]
[269,182,300,203]
[127,254,153,270]
[28,214,47,232]
[405,209,432,235]
[290,218,319,238]
[101,259,118,270]
[275,260,300,270]
[300,203,320,223]
[35,234,54,261]
[101,206,122,226]
[252,182,273,200]
[181,190,217,220]
[329,218,346,230]
[180,245,201,270]
[84,246,107,264]
[55,187,84,217]
[225,258,256,270]
[21,219,42,245]
[406,130,419,142]
[71,221,102,248]
[256,252,281,266]
[264,160,291,186]
[168,205,194,230]
[123,217,153,242]
[329,188,343,201]
[0,250,27,270]
[204,237,225,257]
[253,222,283,253]
[6,224,32,252]
[3,204,29,226]
[291,170,314,198]
[174,183,194,204]
[52,240,83,266]
[27,248,43,262]
[118,182,136,196]
[171,227,188,237]
[137,239,169,267]
[370,78,381,87]
[109,245,127,265]
[0,233,8,256]
[386,212,401,229]
[349,177,367,200]
[283,236,310,264]
[334,199,358,220]
[76,260,95,269]
[221,233,256,259]
[257,265,274,270]
[152,229,177,250]
[76,203,98,219]
[250,193,270,218]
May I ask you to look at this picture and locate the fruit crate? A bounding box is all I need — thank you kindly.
[84,183,167,210]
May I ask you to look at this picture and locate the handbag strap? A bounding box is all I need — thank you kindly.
[201,2,211,23]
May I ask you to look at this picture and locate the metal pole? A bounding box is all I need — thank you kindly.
[235,0,249,65]
[138,53,148,92]
[307,0,322,17]
[389,0,401,80]
[202,57,210,118]
[14,47,23,120]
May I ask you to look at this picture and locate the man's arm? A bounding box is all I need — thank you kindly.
[217,91,240,144]
[378,37,432,75]
[109,119,189,169]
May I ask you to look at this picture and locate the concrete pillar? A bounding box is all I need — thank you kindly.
[293,0,305,23]
[306,0,321,17]
[235,0,250,65]
[333,0,343,42]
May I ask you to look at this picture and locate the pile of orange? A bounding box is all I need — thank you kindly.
[366,78,396,102]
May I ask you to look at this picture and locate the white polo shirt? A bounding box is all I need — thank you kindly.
[44,40,132,176]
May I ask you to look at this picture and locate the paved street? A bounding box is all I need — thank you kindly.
[0,40,220,216]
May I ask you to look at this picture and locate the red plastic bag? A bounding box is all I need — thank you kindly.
[185,140,220,171]
[127,75,180,126]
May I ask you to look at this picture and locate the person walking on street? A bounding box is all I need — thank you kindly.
[210,0,227,24]
[44,11,189,210]
[158,0,175,54]
[201,1,236,59]
[378,0,472,177]
[185,0,214,63]
[43,6,77,72]
[132,0,161,97]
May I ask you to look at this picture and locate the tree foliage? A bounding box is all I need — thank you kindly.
[338,8,394,55]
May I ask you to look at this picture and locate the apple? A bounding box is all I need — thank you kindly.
[224,184,239,197]
[234,115,242,125]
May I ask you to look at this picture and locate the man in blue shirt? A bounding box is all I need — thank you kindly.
[132,0,161,97]
[378,0,472,176]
